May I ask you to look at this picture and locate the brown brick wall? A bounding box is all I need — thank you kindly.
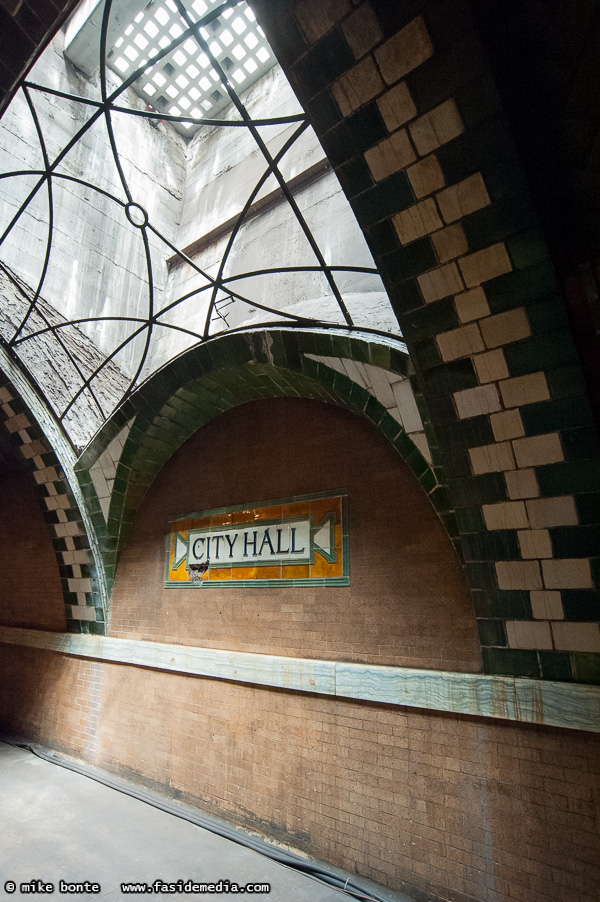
[0,645,98,757]
[0,473,66,631]
[110,398,481,672]
[0,643,598,902]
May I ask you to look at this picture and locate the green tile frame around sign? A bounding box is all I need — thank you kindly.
[75,329,444,598]
[163,490,350,589]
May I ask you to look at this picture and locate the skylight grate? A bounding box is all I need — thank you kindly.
[107,0,275,134]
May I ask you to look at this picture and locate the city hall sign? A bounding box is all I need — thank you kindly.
[165,492,348,587]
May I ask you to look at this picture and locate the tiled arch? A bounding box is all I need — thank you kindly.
[249,0,600,683]
[0,370,107,634]
[75,329,445,600]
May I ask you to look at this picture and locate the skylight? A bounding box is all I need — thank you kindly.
[106,0,275,134]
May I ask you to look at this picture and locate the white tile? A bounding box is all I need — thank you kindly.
[506,620,552,650]
[483,501,529,530]
[454,383,500,419]
[391,379,423,432]
[542,558,593,589]
[552,622,600,653]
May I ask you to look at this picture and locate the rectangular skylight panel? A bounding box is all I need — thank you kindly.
[124,45,139,61]
[152,72,166,85]
[114,36,124,48]
[114,57,129,73]
[135,11,144,23]
[154,8,169,26]
[165,0,177,12]
[244,58,257,73]
[173,50,187,66]
[186,64,199,78]
[170,24,183,38]
[232,16,246,34]
[190,106,202,117]
[192,0,207,14]
[143,82,157,95]
[200,76,212,91]
[198,53,209,68]
[169,106,181,115]
[189,86,200,100]
[221,30,233,46]
[244,33,258,49]
[256,47,270,63]
[232,45,246,60]
[159,35,170,48]
[232,68,245,84]
[244,7,256,20]
[176,74,189,88]
[134,34,148,50]
[179,96,191,109]
[144,20,159,38]
[166,84,179,98]
[184,39,197,54]
[209,41,221,56]
[125,24,134,35]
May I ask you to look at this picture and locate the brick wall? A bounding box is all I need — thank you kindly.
[0,642,598,902]
[1,394,597,901]
[0,472,66,631]
[110,397,481,672]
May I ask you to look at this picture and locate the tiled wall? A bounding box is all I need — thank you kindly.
[0,472,66,631]
[252,0,600,683]
[1,642,598,902]
[75,331,446,600]
[109,397,481,672]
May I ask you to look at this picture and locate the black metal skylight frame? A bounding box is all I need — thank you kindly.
[0,0,395,449]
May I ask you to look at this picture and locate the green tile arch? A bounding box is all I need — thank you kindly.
[76,329,447,595]
[0,370,107,635]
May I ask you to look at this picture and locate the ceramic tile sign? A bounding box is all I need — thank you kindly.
[165,492,348,587]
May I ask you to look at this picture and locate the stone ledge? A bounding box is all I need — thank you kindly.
[1,626,599,733]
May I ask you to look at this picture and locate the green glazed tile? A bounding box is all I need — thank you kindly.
[539,651,574,682]
[572,653,600,684]
[462,529,520,562]
[575,492,600,525]
[504,332,578,376]
[560,590,600,621]
[477,618,507,647]
[482,647,540,678]
[450,471,507,508]
[473,589,532,619]
[485,261,558,313]
[465,560,498,590]
[561,426,600,461]
[520,396,594,436]
[506,229,549,270]
[548,364,586,399]
[455,506,486,532]
[537,460,600,496]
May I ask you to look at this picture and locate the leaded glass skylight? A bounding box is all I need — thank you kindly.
[0,0,401,448]
[106,0,275,134]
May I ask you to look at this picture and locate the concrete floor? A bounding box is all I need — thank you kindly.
[0,741,402,902]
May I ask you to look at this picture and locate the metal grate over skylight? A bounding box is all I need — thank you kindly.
[107,0,275,134]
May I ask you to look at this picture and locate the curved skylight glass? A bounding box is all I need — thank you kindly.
[0,0,401,448]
